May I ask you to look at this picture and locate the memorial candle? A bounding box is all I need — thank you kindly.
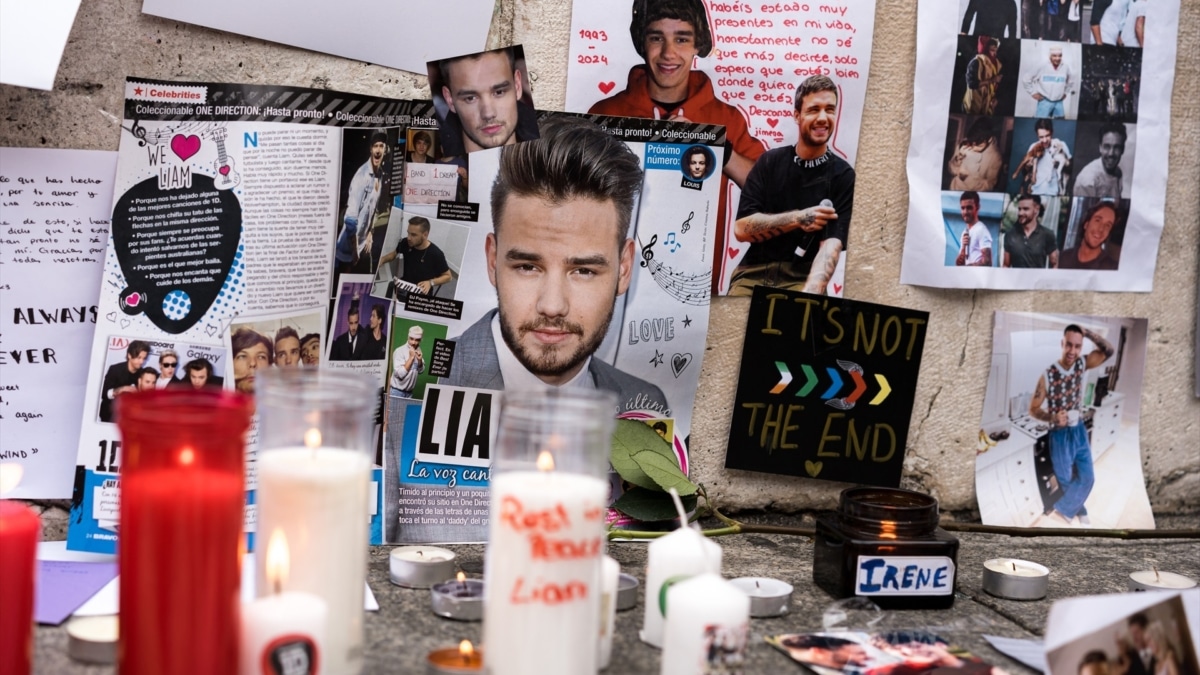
[239,530,327,675]
[660,573,750,675]
[0,465,39,675]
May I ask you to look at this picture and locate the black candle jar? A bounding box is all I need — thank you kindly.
[813,487,959,609]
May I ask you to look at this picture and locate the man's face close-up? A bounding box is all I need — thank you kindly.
[1050,50,1063,68]
[1017,198,1039,226]
[347,313,359,336]
[159,358,177,379]
[407,224,428,250]
[1082,206,1116,250]
[370,141,387,168]
[301,340,321,366]
[1099,131,1125,174]
[136,372,157,391]
[1036,128,1053,147]
[1061,330,1084,366]
[960,198,979,225]
[127,350,148,372]
[443,52,522,152]
[275,337,301,368]
[688,153,707,179]
[408,336,422,351]
[644,18,698,96]
[234,342,270,393]
[795,90,838,151]
[189,368,208,389]
[369,311,382,331]
[487,193,633,386]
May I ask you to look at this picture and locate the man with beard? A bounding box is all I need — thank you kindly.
[1073,123,1127,198]
[729,75,854,296]
[335,130,389,274]
[1003,194,1059,268]
[441,119,668,414]
[435,47,538,155]
[954,191,993,267]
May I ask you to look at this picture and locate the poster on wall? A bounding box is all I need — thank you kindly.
[900,0,1180,292]
[382,112,720,543]
[975,311,1154,529]
[564,0,878,297]
[723,286,929,487]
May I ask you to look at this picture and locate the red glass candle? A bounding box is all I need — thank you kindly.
[0,496,40,675]
[116,389,252,675]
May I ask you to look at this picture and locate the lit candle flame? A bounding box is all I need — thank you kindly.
[536,450,555,472]
[457,571,466,583]
[304,428,323,448]
[266,529,290,595]
[0,463,25,496]
[879,520,897,540]
[459,640,475,660]
[179,447,195,466]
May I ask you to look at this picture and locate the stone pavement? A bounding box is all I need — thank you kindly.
[32,514,1200,674]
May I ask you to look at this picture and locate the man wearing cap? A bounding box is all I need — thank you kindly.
[390,325,426,399]
[335,130,390,274]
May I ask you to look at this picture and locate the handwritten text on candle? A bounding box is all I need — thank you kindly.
[855,556,955,596]
[500,495,603,605]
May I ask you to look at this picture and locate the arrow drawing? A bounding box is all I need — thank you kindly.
[796,364,819,397]
[770,361,792,394]
[820,367,843,400]
[827,359,866,410]
[870,374,892,405]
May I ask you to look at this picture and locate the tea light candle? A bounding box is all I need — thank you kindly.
[982,558,1050,600]
[431,573,485,622]
[660,573,750,675]
[0,465,40,675]
[599,556,620,669]
[1129,570,1198,592]
[616,574,640,612]
[427,640,484,674]
[730,577,793,617]
[640,525,722,647]
[240,530,327,675]
[390,546,458,589]
[66,615,118,665]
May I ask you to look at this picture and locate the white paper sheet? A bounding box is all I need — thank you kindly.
[984,634,1047,673]
[0,0,83,90]
[0,148,116,498]
[140,0,492,75]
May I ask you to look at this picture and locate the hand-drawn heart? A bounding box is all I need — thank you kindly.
[110,174,242,334]
[804,460,823,477]
[670,353,692,378]
[105,311,117,323]
[170,134,201,161]
[598,81,616,95]
[832,283,843,295]
[205,323,218,337]
[219,165,231,176]
[727,247,738,259]
[766,118,778,128]
[120,318,131,329]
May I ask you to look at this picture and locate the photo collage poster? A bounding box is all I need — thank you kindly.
[975,311,1154,530]
[383,110,721,543]
[901,0,1180,291]
[564,0,879,297]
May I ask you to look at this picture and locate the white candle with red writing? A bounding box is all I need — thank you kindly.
[483,390,616,675]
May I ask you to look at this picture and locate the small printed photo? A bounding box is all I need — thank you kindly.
[1046,595,1198,675]
[949,34,1021,118]
[385,317,447,402]
[1013,40,1082,120]
[328,279,392,362]
[95,336,228,422]
[1083,0,1148,47]
[942,190,1004,268]
[1016,0,1085,42]
[405,128,438,165]
[943,114,1014,192]
[335,127,400,277]
[370,209,470,304]
[680,144,716,182]
[957,0,1020,39]
[1079,45,1142,123]
[1007,117,1078,197]
[229,309,324,394]
[1059,197,1128,270]
[767,630,1003,675]
[426,45,538,158]
[1069,121,1136,199]
[999,194,1069,269]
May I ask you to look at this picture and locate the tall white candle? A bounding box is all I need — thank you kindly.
[483,467,608,675]
[241,531,327,675]
[660,573,750,675]
[599,555,620,670]
[640,527,722,648]
[256,447,370,675]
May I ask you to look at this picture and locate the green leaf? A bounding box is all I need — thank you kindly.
[612,487,698,522]
[609,438,658,491]
[612,418,677,463]
[630,450,698,496]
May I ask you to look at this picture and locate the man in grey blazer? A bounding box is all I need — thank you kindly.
[441,118,670,416]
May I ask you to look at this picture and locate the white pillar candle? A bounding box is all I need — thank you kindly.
[241,530,327,675]
[599,555,620,670]
[256,447,370,675]
[660,573,750,675]
[640,527,722,648]
[483,468,608,675]
[1129,570,1198,591]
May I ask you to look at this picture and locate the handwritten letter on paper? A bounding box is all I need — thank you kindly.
[0,147,115,498]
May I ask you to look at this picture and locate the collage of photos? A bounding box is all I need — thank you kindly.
[767,630,1004,675]
[228,311,325,392]
[943,0,1145,272]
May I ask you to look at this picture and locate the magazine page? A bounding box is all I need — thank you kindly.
[381,111,722,543]
[67,77,412,552]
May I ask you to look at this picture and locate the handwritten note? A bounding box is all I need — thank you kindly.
[0,147,115,498]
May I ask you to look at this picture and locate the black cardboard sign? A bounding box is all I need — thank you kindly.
[724,287,929,487]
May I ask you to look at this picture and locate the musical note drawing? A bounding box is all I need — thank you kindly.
[122,120,213,147]
[664,232,681,253]
[680,211,694,234]
[639,234,657,268]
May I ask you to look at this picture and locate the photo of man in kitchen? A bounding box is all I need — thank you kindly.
[974,311,1154,529]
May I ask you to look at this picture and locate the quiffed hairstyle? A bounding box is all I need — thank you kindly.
[630,0,713,58]
[1098,121,1128,146]
[490,117,644,243]
[274,325,300,347]
[408,215,431,233]
[437,47,516,92]
[960,190,981,206]
[795,75,838,109]
[126,339,151,358]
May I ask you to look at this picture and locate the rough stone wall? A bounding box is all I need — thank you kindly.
[1,0,1196,519]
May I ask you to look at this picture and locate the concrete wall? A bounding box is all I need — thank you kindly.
[2,0,1195,518]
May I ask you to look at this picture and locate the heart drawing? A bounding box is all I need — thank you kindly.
[598,81,616,95]
[170,134,201,161]
[219,165,231,176]
[670,353,692,378]
[804,460,823,478]
[728,246,739,259]
[832,283,843,295]
[766,119,778,128]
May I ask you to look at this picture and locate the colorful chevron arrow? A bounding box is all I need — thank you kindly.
[796,364,819,397]
[820,367,843,400]
[770,361,792,394]
[870,374,892,405]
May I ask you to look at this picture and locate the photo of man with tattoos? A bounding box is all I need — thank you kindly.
[728,75,855,296]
